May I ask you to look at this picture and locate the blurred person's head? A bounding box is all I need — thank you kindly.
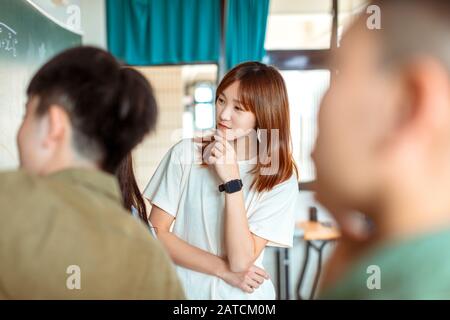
[313,0,450,238]
[210,61,297,192]
[18,46,157,175]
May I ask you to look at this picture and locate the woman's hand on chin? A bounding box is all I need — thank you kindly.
[206,132,240,183]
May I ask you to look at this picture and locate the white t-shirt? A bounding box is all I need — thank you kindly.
[143,138,298,300]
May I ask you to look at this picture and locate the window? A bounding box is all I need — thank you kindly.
[192,83,215,130]
[282,70,330,182]
[265,0,333,50]
[264,0,337,183]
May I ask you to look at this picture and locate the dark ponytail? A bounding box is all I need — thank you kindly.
[27,46,158,173]
[96,67,158,173]
[116,153,148,224]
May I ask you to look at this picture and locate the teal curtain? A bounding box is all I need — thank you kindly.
[106,0,221,65]
[225,0,270,70]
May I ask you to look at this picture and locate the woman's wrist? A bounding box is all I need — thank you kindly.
[215,258,229,279]
[222,169,240,184]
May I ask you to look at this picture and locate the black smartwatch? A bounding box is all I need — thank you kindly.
[218,179,243,194]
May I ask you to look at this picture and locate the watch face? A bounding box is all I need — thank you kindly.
[219,179,243,193]
[226,179,243,193]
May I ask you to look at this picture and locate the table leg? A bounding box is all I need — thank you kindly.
[296,240,311,300]
[284,248,290,300]
[309,240,329,299]
[275,248,282,300]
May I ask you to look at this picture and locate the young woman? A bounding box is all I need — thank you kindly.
[144,62,299,299]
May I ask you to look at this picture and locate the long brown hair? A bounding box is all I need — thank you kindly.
[203,61,298,192]
[116,153,148,224]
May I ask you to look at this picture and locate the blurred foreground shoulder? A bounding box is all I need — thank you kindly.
[136,234,186,299]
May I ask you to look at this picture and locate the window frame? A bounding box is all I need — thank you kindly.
[264,0,340,190]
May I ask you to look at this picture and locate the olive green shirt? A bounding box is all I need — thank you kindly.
[320,229,450,299]
[0,168,185,299]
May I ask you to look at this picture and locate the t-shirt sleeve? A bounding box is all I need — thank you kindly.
[247,175,298,248]
[143,143,184,218]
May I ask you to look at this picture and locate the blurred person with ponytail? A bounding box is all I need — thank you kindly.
[144,62,299,299]
[0,47,184,299]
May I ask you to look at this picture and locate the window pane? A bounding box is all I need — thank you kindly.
[265,0,333,50]
[282,69,330,182]
[194,85,214,103]
[194,103,214,130]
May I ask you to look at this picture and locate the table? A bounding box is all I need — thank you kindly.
[296,221,340,299]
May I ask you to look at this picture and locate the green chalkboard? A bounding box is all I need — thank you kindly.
[0,0,82,169]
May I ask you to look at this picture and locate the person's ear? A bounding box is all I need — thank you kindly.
[43,105,70,148]
[397,57,450,143]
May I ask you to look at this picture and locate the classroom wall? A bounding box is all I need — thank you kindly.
[132,66,185,192]
[0,0,82,170]
[80,0,107,48]
[30,0,81,31]
[0,64,23,169]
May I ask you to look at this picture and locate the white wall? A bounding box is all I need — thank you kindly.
[28,0,81,33]
[80,0,107,48]
[29,0,110,48]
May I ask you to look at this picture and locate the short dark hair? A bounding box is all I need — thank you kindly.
[364,0,450,72]
[27,46,158,173]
